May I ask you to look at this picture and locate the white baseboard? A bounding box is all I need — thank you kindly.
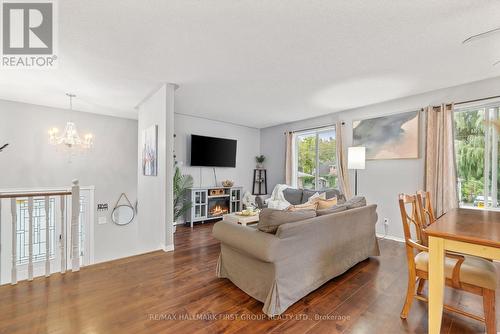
[163,244,175,252]
[376,233,405,243]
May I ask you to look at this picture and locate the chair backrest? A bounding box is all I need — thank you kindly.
[398,194,427,264]
[416,190,436,227]
[416,190,436,246]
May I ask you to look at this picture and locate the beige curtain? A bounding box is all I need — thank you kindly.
[285,132,294,186]
[424,104,458,217]
[336,121,352,199]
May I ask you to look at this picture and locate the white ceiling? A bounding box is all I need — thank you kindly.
[1,0,500,128]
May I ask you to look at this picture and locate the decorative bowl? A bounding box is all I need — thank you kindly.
[222,180,234,187]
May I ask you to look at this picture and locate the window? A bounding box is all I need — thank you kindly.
[295,127,337,190]
[15,196,88,265]
[16,198,56,265]
[454,104,500,209]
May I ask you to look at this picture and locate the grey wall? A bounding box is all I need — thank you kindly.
[0,99,139,263]
[174,113,260,194]
[260,76,500,239]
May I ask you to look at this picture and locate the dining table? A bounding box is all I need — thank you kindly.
[425,208,500,334]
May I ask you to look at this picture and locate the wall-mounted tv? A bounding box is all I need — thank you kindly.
[190,135,237,168]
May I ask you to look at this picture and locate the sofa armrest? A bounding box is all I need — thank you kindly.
[212,221,280,263]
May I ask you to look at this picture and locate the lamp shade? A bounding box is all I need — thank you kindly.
[348,147,366,170]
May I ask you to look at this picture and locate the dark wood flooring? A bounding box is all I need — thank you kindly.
[0,222,495,333]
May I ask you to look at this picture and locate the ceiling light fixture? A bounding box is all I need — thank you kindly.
[48,93,94,154]
[462,27,500,44]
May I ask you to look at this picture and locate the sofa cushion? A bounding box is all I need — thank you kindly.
[324,189,346,203]
[286,202,318,211]
[303,188,345,204]
[305,192,326,204]
[345,196,366,209]
[316,204,347,216]
[316,197,338,210]
[283,188,303,205]
[257,208,317,234]
[301,189,319,203]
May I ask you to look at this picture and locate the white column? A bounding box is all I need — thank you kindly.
[71,180,80,272]
[165,83,176,250]
[44,196,50,277]
[27,197,33,281]
[60,195,66,274]
[10,198,17,285]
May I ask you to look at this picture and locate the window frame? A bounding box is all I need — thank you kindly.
[454,102,500,210]
[293,125,336,190]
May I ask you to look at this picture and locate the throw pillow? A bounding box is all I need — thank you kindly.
[286,202,318,211]
[344,196,367,209]
[306,192,326,204]
[324,189,346,204]
[316,205,347,216]
[316,197,338,210]
[257,208,317,233]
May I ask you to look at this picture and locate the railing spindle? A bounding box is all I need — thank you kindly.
[10,198,17,285]
[27,197,34,281]
[71,180,80,272]
[45,196,50,277]
[60,195,66,274]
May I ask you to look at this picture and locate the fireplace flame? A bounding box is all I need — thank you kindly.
[210,205,228,216]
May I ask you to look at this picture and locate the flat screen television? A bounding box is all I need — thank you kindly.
[190,135,237,167]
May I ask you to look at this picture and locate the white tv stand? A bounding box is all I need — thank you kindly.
[185,186,242,228]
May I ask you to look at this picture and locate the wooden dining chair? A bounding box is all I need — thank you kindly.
[398,193,497,333]
[416,190,436,227]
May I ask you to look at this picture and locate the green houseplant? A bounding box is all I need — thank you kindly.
[173,166,193,224]
[255,155,265,168]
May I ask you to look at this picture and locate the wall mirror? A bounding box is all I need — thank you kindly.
[112,193,135,226]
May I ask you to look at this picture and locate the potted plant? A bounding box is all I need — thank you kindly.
[255,155,265,168]
[173,166,193,231]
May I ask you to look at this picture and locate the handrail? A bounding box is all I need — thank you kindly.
[0,191,72,199]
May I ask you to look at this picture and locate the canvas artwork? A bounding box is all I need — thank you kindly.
[352,111,419,160]
[142,125,158,176]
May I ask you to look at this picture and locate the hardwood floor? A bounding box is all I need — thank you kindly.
[0,222,495,333]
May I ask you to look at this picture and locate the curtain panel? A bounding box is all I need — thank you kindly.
[424,104,459,217]
[335,121,352,199]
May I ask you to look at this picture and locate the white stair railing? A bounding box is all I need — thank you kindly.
[0,180,80,285]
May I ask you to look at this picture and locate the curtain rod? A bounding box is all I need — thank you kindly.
[283,94,500,134]
[454,94,500,106]
[423,94,500,111]
[284,123,341,135]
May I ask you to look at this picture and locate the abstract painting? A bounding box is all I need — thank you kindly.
[142,125,158,176]
[352,111,419,160]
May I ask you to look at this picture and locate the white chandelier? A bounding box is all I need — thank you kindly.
[48,93,94,151]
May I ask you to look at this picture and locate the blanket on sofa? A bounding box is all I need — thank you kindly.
[265,184,291,210]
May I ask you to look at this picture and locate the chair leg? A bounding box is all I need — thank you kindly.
[416,278,426,295]
[483,289,496,334]
[400,275,417,319]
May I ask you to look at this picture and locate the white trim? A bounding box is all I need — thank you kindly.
[376,233,405,243]
[88,189,95,264]
[163,244,175,252]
